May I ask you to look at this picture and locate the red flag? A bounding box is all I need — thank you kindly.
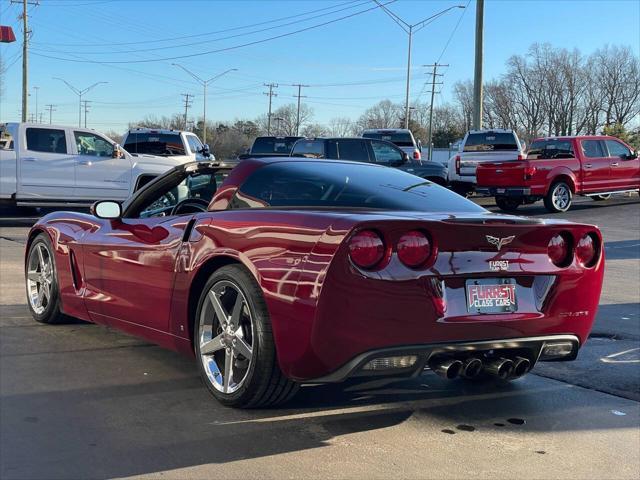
[0,26,16,43]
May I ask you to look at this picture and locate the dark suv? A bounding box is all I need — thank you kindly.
[290,137,447,185]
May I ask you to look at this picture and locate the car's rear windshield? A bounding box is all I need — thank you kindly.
[362,131,414,147]
[527,140,575,160]
[230,161,484,212]
[251,137,300,154]
[463,132,518,152]
[124,133,185,156]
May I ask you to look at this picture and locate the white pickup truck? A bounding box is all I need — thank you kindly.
[447,128,526,195]
[0,122,178,208]
[121,127,214,163]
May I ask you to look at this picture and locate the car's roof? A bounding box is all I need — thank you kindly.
[362,128,411,133]
[466,128,515,134]
[126,127,187,135]
[533,135,615,141]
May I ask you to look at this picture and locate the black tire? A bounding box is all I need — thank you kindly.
[194,264,298,408]
[592,194,611,201]
[495,196,521,212]
[544,181,572,213]
[25,233,66,324]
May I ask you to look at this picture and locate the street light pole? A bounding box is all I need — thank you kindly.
[53,78,108,127]
[172,64,238,145]
[374,2,465,129]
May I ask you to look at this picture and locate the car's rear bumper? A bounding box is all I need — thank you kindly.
[476,187,532,196]
[307,334,579,383]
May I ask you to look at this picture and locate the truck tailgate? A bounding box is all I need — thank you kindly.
[476,160,528,187]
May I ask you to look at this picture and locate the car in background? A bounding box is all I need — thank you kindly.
[362,128,422,161]
[0,122,178,208]
[122,127,213,163]
[448,129,526,195]
[238,136,303,160]
[476,135,639,212]
[290,137,447,185]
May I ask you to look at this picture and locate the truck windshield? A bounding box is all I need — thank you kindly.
[124,133,186,156]
[362,131,414,147]
[463,132,518,152]
[251,137,300,154]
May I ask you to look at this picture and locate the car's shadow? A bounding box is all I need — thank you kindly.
[1,306,638,479]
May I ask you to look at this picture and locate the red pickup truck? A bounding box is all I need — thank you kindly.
[476,135,639,212]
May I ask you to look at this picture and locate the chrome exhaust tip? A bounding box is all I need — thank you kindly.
[461,357,483,379]
[485,358,514,379]
[511,356,531,378]
[430,358,463,380]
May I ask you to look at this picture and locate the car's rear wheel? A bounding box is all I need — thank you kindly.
[195,265,298,408]
[26,233,66,324]
[495,196,521,212]
[592,194,611,201]
[544,181,572,213]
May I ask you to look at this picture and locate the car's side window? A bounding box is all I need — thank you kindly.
[74,132,114,157]
[581,140,604,158]
[604,140,631,159]
[334,140,369,162]
[370,140,403,164]
[25,128,67,154]
[185,135,203,154]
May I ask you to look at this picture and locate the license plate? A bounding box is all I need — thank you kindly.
[466,278,518,314]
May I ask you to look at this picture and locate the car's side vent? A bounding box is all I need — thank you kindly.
[69,249,83,290]
[182,218,197,242]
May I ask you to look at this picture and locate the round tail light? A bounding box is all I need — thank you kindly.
[576,233,599,267]
[348,230,385,269]
[397,230,432,268]
[548,233,572,267]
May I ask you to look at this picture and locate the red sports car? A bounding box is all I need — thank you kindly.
[25,159,604,407]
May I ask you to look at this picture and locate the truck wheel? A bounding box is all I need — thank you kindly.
[592,194,611,201]
[544,181,572,213]
[195,265,299,408]
[495,196,521,212]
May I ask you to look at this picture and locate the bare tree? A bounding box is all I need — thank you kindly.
[328,117,356,137]
[594,45,640,127]
[453,80,474,131]
[356,100,400,130]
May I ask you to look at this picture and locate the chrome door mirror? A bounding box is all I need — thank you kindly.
[92,200,122,219]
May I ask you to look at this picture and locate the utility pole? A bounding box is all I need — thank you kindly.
[424,62,447,161]
[263,83,278,135]
[292,84,309,136]
[181,93,194,130]
[11,0,39,122]
[32,85,39,122]
[472,0,484,130]
[38,112,43,123]
[45,104,56,124]
[53,78,107,127]
[373,1,465,129]
[81,100,91,128]
[172,64,237,144]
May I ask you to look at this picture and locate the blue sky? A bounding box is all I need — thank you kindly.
[1,0,639,133]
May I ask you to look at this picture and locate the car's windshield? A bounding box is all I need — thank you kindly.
[124,132,186,156]
[251,137,300,154]
[362,131,414,147]
[230,161,484,212]
[463,132,518,152]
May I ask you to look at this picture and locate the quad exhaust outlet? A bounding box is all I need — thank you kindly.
[430,358,463,379]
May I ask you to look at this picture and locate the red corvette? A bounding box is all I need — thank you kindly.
[25,158,604,407]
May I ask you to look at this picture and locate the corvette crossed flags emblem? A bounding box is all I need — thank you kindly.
[486,235,515,251]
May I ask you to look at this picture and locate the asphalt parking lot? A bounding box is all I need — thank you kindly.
[1,194,639,480]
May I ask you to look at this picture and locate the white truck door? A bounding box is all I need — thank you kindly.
[18,126,75,201]
[72,130,132,201]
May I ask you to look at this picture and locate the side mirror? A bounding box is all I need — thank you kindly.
[112,144,123,159]
[417,140,422,151]
[627,150,638,160]
[401,152,410,163]
[200,144,211,157]
[91,200,122,219]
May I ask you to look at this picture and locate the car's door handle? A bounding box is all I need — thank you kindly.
[22,157,37,162]
[611,162,619,167]
[78,160,93,166]
[584,163,592,168]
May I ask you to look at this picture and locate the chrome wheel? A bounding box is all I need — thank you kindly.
[552,184,570,210]
[198,280,254,394]
[26,243,53,315]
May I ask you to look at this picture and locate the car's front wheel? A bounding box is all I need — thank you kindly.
[194,264,298,408]
[26,233,66,324]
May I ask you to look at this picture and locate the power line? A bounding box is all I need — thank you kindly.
[81,100,91,127]
[263,83,278,135]
[10,0,39,122]
[29,0,398,64]
[424,63,448,161]
[45,104,56,124]
[292,84,309,136]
